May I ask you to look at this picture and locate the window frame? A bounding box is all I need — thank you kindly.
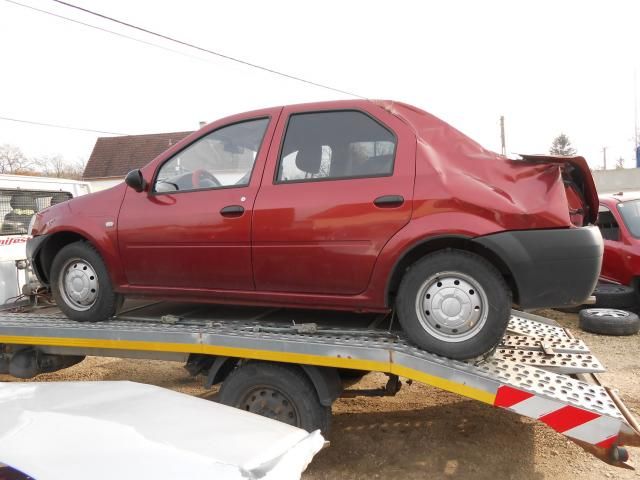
[616,200,640,239]
[273,109,398,185]
[597,203,621,242]
[150,116,271,196]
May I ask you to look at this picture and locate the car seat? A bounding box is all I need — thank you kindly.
[295,144,323,178]
[2,194,37,234]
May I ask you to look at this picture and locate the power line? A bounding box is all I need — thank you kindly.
[49,0,366,99]
[2,0,367,136]
[6,0,366,98]
[0,115,129,135]
[4,0,219,66]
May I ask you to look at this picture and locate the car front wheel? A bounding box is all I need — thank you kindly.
[396,249,511,360]
[50,241,121,322]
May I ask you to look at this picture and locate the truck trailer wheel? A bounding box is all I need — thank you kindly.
[50,241,121,322]
[396,249,511,360]
[579,308,640,336]
[217,361,331,434]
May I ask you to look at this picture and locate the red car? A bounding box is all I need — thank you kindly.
[27,100,603,360]
[597,194,640,290]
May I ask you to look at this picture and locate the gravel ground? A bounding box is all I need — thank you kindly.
[1,309,639,479]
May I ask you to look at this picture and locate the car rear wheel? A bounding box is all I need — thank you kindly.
[50,241,121,322]
[396,250,511,360]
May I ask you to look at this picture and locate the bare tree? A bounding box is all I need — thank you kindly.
[0,144,32,174]
[34,155,65,177]
[34,155,87,180]
[549,134,577,156]
[615,157,625,169]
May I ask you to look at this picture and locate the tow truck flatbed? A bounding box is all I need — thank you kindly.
[0,302,638,468]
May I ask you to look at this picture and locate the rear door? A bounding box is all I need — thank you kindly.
[252,105,415,295]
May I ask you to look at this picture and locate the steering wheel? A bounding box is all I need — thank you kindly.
[192,169,221,189]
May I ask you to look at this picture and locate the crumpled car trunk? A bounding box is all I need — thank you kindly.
[377,100,598,231]
[517,154,598,226]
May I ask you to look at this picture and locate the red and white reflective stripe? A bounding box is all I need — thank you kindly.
[494,385,619,448]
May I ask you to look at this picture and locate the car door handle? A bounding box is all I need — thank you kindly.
[220,205,245,217]
[373,195,404,208]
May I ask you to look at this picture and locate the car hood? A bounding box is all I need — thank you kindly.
[31,184,126,237]
[0,381,324,480]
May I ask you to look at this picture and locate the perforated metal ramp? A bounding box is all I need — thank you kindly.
[0,304,638,467]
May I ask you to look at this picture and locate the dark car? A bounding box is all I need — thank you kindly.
[27,100,602,360]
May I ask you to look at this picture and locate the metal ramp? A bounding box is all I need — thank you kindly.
[0,304,638,466]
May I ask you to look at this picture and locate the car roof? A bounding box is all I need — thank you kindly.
[599,192,640,205]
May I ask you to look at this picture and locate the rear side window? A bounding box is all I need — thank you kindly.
[0,189,72,236]
[596,205,620,241]
[276,111,396,183]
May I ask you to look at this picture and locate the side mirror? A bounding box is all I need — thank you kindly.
[125,169,147,193]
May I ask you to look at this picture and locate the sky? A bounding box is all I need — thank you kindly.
[0,0,639,171]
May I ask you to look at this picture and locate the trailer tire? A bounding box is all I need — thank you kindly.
[217,361,331,434]
[396,249,511,359]
[50,241,120,322]
[593,283,637,309]
[578,308,640,336]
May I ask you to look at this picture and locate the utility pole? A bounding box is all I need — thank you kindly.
[500,116,506,155]
[602,146,607,170]
[635,69,639,167]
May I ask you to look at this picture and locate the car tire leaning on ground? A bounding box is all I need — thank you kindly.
[217,361,331,434]
[578,308,640,336]
[396,249,511,360]
[593,283,637,309]
[50,241,121,322]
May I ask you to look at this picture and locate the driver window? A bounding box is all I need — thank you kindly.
[154,118,269,193]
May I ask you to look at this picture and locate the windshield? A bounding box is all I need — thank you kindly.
[0,189,72,236]
[617,200,640,238]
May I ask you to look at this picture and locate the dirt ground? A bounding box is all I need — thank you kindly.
[2,309,640,479]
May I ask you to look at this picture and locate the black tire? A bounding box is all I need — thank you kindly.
[593,283,637,309]
[50,241,121,322]
[217,361,331,434]
[396,249,511,360]
[578,308,640,336]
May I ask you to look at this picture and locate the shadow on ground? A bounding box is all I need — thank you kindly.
[305,400,543,480]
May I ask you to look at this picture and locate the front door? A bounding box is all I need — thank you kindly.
[252,106,416,295]
[117,115,276,291]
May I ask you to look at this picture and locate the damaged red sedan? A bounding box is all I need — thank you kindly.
[27,100,603,359]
